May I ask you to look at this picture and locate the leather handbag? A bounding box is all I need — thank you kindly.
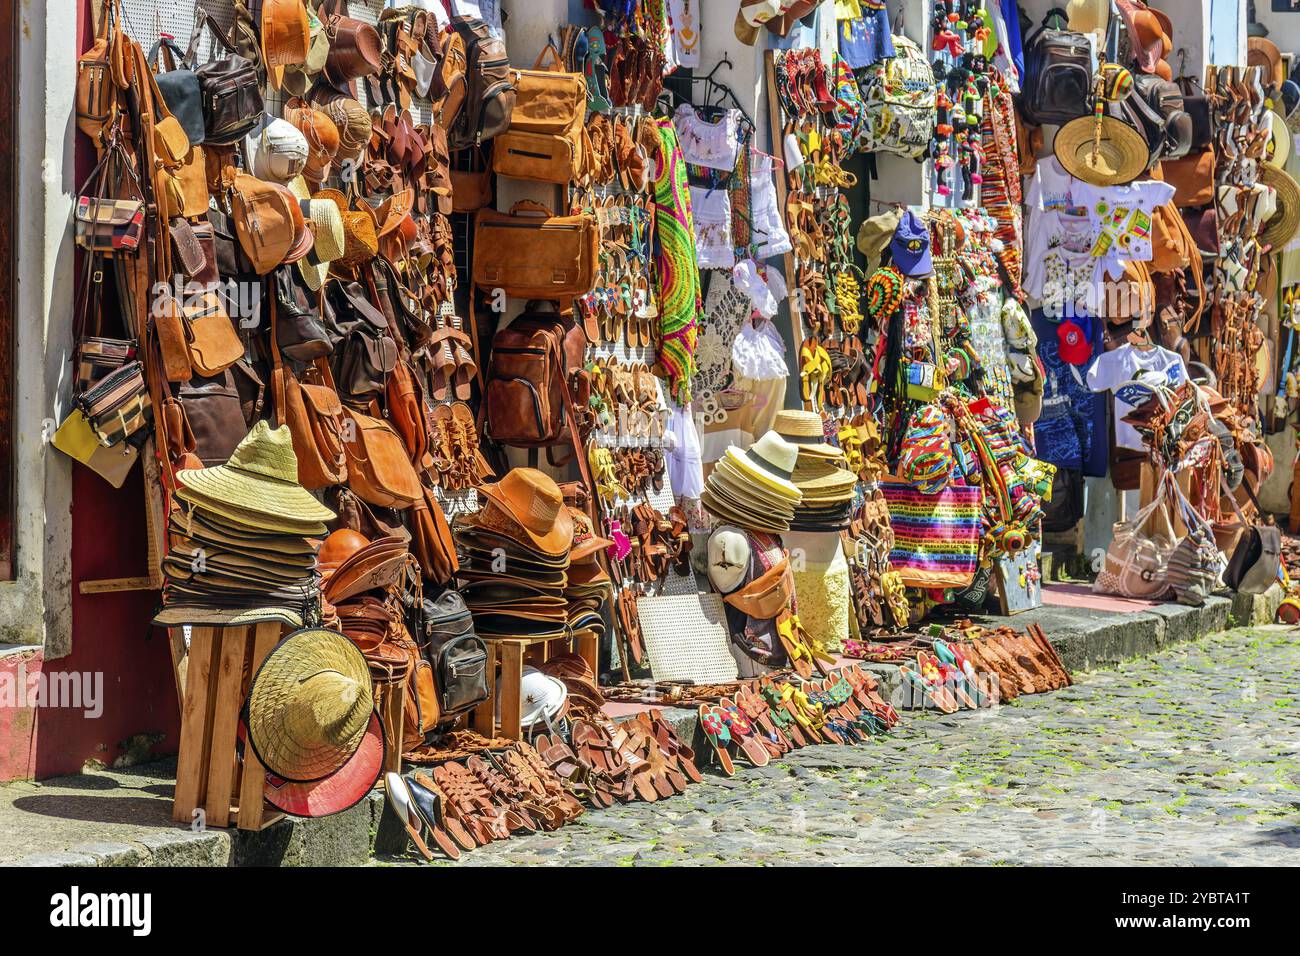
[185,7,264,145]
[177,369,247,466]
[271,299,348,490]
[418,590,489,719]
[274,266,336,361]
[77,360,153,448]
[1094,474,1178,599]
[175,286,244,377]
[409,486,458,585]
[326,280,398,399]
[1162,148,1215,208]
[1176,76,1213,152]
[385,357,433,470]
[75,142,145,254]
[77,0,127,141]
[724,556,795,620]
[341,403,424,509]
[491,44,586,184]
[484,309,584,448]
[450,164,493,214]
[1222,480,1282,595]
[472,200,598,299]
[1132,73,1192,160]
[148,37,204,146]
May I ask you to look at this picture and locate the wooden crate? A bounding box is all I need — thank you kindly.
[471,633,597,740]
[172,621,287,831]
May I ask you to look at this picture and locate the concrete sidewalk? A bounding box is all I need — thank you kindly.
[0,585,1284,867]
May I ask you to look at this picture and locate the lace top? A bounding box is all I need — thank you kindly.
[732,318,789,381]
[672,103,742,172]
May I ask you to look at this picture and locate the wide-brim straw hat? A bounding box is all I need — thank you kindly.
[773,409,841,459]
[721,432,803,499]
[287,177,345,290]
[152,603,305,629]
[1267,110,1292,169]
[246,627,374,782]
[1054,114,1150,186]
[701,486,791,533]
[710,459,799,512]
[1261,165,1300,249]
[791,457,859,499]
[176,421,336,528]
[264,709,384,818]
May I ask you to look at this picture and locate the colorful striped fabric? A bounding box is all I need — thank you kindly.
[880,479,982,588]
[651,117,701,405]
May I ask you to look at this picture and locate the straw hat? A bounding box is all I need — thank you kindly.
[1054,114,1150,186]
[177,421,336,527]
[721,431,803,498]
[478,468,574,556]
[773,410,841,459]
[246,627,374,782]
[1066,0,1108,40]
[1267,111,1292,169]
[313,187,377,269]
[1260,165,1300,250]
[264,710,384,818]
[791,456,858,500]
[287,178,345,290]
[1249,36,1285,88]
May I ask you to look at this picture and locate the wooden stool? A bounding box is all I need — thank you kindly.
[172,621,287,831]
[471,632,598,740]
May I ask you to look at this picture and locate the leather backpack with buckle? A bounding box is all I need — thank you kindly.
[1020,8,1094,126]
[491,43,586,184]
[447,16,516,150]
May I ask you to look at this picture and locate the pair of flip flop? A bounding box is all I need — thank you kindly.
[698,701,772,776]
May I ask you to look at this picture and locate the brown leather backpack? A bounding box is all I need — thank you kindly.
[484,306,585,451]
[77,0,129,143]
[447,16,515,150]
[491,44,586,184]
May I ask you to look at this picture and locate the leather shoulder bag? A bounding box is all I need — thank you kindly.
[472,200,598,299]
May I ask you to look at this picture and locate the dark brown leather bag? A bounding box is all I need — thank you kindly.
[271,299,348,489]
[1162,148,1215,208]
[77,0,128,142]
[185,7,264,145]
[177,369,247,466]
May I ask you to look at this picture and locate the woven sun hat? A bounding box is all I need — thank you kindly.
[721,431,803,499]
[709,460,798,517]
[246,627,375,783]
[152,603,305,629]
[1260,164,1300,250]
[288,177,346,290]
[791,456,858,500]
[264,710,384,818]
[701,486,791,533]
[176,420,336,527]
[1066,0,1108,41]
[1053,113,1151,186]
[773,409,841,459]
[478,467,574,556]
[1267,110,1292,169]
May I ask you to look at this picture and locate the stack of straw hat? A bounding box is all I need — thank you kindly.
[774,410,859,531]
[155,421,333,628]
[701,431,803,533]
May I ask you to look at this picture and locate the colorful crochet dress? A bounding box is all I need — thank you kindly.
[651,116,701,405]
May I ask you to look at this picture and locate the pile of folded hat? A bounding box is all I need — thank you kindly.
[155,421,333,628]
[700,431,803,533]
[774,411,859,531]
[564,507,614,644]
[247,625,384,819]
[453,468,575,639]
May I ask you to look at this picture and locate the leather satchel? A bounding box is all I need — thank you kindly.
[341,403,424,509]
[491,45,586,184]
[148,37,204,146]
[177,370,247,466]
[472,200,598,299]
[186,7,264,145]
[409,486,458,586]
[271,299,349,489]
[450,165,493,214]
[77,0,127,142]
[1162,148,1215,208]
[177,287,244,377]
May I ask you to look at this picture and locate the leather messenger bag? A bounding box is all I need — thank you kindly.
[472,200,598,300]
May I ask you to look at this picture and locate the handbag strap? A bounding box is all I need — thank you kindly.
[147,37,188,74]
[185,6,239,65]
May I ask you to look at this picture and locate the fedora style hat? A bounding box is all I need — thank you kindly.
[773,409,840,459]
[261,0,310,91]
[478,468,574,556]
[1116,1,1170,74]
[231,170,297,275]
[246,627,374,782]
[1054,113,1150,186]
[723,431,803,498]
[284,98,341,184]
[313,187,378,269]
[323,13,383,96]
[177,420,336,527]
[1268,110,1292,169]
[734,0,785,45]
[286,179,345,290]
[790,456,858,500]
[280,7,332,97]
[569,506,614,563]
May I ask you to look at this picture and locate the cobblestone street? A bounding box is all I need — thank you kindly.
[384,626,1300,866]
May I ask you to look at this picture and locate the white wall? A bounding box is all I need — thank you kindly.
[0,0,75,654]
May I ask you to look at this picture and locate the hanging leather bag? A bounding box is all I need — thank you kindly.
[472,200,598,299]
[341,402,424,509]
[185,6,264,145]
[1020,8,1094,126]
[270,298,349,490]
[77,0,129,142]
[148,36,205,146]
[491,44,586,184]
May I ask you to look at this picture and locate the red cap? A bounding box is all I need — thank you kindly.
[1057,319,1092,366]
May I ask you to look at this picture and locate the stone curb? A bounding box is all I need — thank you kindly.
[16,587,1282,867]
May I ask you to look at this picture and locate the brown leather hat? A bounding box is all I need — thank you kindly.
[231,172,296,275]
[478,468,574,556]
[284,98,341,184]
[262,0,310,91]
[323,14,382,94]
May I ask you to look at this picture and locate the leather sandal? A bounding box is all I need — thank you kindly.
[697,704,736,776]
